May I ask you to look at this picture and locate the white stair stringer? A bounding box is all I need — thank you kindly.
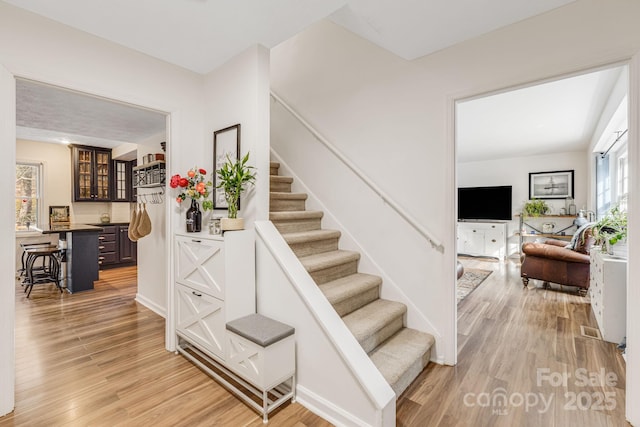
[254,221,396,427]
[269,159,435,399]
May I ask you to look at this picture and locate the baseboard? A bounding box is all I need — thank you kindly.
[295,385,372,427]
[135,293,166,318]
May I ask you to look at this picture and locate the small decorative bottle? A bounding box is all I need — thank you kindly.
[186,199,202,232]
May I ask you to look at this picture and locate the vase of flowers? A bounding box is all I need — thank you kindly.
[216,152,256,231]
[170,167,213,232]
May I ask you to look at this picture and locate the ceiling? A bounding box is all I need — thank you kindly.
[16,79,166,149]
[10,0,585,152]
[4,0,575,74]
[456,66,627,163]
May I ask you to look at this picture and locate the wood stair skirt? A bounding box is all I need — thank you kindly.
[269,161,434,397]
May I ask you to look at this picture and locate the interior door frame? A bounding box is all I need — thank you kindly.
[0,67,175,417]
[0,62,16,418]
[450,59,638,425]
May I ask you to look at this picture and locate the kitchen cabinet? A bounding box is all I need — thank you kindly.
[97,224,137,268]
[72,145,112,202]
[118,225,137,263]
[112,160,134,202]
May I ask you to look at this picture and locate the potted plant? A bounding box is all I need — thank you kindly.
[523,199,550,217]
[593,204,627,255]
[216,152,257,231]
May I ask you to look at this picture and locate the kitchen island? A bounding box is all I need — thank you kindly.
[30,223,103,293]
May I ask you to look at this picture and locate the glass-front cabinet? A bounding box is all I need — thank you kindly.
[72,145,112,202]
[112,160,133,202]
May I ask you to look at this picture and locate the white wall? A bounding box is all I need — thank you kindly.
[136,133,168,316]
[202,45,271,226]
[270,0,640,371]
[0,1,205,416]
[458,151,588,255]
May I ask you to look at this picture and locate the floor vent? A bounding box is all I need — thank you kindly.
[580,325,602,340]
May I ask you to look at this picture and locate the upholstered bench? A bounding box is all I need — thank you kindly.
[226,314,296,423]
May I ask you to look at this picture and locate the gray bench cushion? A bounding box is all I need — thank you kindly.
[226,313,295,347]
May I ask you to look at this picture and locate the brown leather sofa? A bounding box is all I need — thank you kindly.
[520,227,595,295]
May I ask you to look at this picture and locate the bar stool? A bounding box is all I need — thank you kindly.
[23,246,63,298]
[18,241,56,279]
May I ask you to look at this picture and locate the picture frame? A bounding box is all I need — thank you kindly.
[49,205,70,227]
[213,124,241,210]
[529,170,574,199]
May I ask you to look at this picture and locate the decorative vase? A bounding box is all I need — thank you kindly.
[221,217,244,231]
[186,199,202,232]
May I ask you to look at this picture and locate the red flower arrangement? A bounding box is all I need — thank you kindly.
[169,167,213,210]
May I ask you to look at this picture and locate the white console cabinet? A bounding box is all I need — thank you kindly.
[174,230,255,362]
[457,221,507,260]
[589,249,626,344]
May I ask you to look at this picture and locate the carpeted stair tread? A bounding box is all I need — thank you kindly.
[342,299,406,353]
[270,175,293,183]
[270,192,308,200]
[283,229,341,257]
[319,273,382,316]
[283,229,341,244]
[269,210,323,220]
[269,210,324,233]
[369,328,434,397]
[299,250,360,273]
[270,176,294,192]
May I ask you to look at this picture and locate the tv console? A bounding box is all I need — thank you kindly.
[457,221,507,261]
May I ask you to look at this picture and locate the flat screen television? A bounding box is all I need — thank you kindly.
[458,186,512,221]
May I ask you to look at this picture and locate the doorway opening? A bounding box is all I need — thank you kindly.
[453,63,630,418]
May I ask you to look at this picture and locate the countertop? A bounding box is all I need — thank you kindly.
[31,224,104,234]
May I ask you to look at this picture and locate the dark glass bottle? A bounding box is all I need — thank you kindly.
[186,199,202,232]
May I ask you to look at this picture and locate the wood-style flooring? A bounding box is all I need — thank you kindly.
[2,259,629,426]
[2,267,330,427]
[396,256,629,427]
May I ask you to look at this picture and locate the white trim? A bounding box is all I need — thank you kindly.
[255,221,395,424]
[270,90,444,254]
[295,385,376,427]
[625,50,640,426]
[135,293,166,318]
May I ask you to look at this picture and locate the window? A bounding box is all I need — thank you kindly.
[617,152,628,211]
[15,162,42,231]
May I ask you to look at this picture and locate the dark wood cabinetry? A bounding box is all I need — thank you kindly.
[72,145,112,202]
[112,160,134,202]
[117,225,137,263]
[98,224,137,268]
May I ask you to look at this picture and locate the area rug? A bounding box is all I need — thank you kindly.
[457,268,492,304]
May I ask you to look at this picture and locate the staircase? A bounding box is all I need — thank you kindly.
[269,161,434,397]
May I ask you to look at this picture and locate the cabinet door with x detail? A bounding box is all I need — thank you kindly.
[175,236,225,300]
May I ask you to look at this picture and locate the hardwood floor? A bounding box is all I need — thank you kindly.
[396,256,629,427]
[2,267,330,427]
[3,259,629,426]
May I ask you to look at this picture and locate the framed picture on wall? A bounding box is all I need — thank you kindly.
[49,205,70,227]
[529,170,574,199]
[213,124,240,210]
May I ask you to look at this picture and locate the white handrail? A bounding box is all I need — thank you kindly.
[270,90,445,253]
